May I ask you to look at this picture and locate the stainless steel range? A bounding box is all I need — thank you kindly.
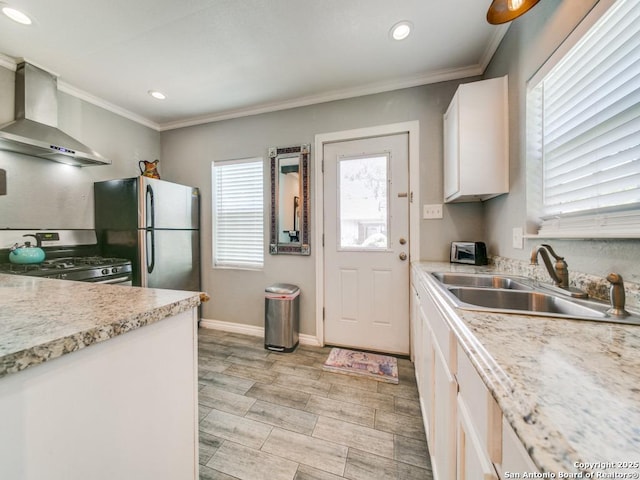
[0,230,132,285]
[0,256,132,284]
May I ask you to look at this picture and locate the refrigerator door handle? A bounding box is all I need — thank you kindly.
[146,184,155,229]
[146,229,155,274]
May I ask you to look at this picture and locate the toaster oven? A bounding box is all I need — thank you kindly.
[450,241,488,265]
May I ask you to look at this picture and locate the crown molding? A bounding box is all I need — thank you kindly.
[0,53,17,71]
[0,54,489,133]
[57,81,161,131]
[0,55,161,131]
[479,24,510,71]
[158,65,484,131]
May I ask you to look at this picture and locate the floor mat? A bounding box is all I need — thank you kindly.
[322,347,399,384]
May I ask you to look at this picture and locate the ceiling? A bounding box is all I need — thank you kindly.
[0,0,507,131]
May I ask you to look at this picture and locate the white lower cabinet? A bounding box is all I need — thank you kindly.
[411,271,539,480]
[0,309,199,480]
[495,418,539,476]
[411,276,434,443]
[457,344,501,480]
[433,341,457,479]
[414,281,458,479]
[457,395,498,480]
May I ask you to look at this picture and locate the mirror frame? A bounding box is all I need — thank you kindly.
[269,144,310,255]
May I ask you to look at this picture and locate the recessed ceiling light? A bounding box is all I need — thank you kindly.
[148,90,166,100]
[2,5,32,25]
[390,21,412,41]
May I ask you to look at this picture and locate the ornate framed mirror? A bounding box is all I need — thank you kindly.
[269,144,310,255]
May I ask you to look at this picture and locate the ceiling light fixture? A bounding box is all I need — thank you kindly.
[486,0,540,24]
[148,90,167,100]
[390,21,412,41]
[2,5,32,25]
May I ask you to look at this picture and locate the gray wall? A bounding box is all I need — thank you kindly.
[7,0,628,336]
[160,84,487,335]
[0,65,160,229]
[483,0,640,284]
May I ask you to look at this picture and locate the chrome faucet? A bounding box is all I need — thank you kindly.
[530,244,569,288]
[606,273,629,317]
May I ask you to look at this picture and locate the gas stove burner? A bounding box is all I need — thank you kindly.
[42,259,76,269]
[0,255,132,283]
[76,256,128,266]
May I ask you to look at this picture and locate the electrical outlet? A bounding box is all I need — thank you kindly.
[423,204,443,219]
[512,227,524,249]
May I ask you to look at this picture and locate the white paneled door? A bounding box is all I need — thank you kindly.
[323,133,410,354]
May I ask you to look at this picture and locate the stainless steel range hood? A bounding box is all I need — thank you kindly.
[0,62,110,166]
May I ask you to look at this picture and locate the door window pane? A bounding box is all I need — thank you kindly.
[338,155,389,249]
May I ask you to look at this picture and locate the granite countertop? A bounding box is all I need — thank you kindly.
[413,262,640,475]
[0,274,204,379]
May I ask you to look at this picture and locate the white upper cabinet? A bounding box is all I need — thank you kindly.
[443,76,509,203]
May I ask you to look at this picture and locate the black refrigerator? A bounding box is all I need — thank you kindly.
[94,177,200,291]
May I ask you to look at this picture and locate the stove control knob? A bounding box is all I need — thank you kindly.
[102,269,109,275]
[112,267,118,274]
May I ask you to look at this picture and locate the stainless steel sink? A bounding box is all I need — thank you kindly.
[446,287,607,319]
[431,272,532,290]
[429,271,640,325]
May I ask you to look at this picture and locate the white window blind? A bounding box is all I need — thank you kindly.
[212,158,264,269]
[527,0,640,236]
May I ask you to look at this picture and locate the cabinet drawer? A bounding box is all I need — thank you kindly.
[423,287,456,373]
[412,271,429,303]
[411,267,422,291]
[457,344,502,464]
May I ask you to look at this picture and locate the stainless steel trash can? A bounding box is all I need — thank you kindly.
[264,283,300,352]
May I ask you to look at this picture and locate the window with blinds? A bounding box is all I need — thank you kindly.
[212,158,264,269]
[527,0,640,237]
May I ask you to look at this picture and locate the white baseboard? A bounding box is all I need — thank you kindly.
[199,318,322,347]
[199,318,262,337]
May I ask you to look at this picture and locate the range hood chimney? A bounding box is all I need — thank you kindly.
[0,62,110,166]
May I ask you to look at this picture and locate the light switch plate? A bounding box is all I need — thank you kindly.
[512,227,523,249]
[423,204,443,219]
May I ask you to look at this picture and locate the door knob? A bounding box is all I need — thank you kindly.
[399,252,407,261]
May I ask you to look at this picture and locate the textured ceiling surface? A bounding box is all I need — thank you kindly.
[0,0,506,129]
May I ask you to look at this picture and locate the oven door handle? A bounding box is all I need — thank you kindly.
[146,229,155,274]
[94,276,132,285]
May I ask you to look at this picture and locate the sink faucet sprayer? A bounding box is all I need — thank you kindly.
[606,273,629,317]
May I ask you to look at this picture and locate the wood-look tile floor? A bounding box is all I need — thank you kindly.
[197,328,433,480]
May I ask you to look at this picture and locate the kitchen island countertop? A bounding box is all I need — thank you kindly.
[413,262,640,474]
[0,273,203,378]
